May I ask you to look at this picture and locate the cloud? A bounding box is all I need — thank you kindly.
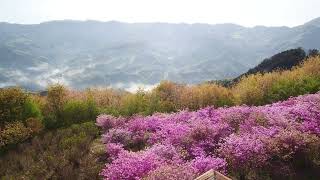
[26,62,49,71]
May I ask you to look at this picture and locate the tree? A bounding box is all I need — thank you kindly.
[308,49,320,57]
[0,88,27,126]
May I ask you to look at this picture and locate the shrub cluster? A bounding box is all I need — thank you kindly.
[0,85,102,153]
[1,56,319,155]
[0,86,104,179]
[97,93,320,180]
[0,88,43,151]
[42,85,100,129]
[0,88,27,125]
[94,56,320,116]
[233,56,320,105]
[0,122,103,179]
[97,56,320,116]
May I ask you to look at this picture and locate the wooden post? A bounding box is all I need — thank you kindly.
[195,169,232,180]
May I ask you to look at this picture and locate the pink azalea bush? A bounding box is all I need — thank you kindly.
[97,93,320,179]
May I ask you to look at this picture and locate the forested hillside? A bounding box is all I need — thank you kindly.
[211,48,319,87]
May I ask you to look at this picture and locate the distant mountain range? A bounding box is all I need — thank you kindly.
[1,18,320,90]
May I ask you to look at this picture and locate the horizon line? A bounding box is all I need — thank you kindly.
[1,17,319,28]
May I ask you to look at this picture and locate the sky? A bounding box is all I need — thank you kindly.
[0,0,320,27]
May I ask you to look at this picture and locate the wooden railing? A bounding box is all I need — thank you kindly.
[195,169,232,180]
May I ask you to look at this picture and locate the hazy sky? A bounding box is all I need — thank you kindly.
[1,0,320,27]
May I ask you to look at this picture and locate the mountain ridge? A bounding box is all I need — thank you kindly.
[3,16,320,27]
[1,18,320,90]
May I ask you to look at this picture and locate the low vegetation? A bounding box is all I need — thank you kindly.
[0,55,320,179]
[233,55,320,105]
[0,122,104,179]
[97,93,320,180]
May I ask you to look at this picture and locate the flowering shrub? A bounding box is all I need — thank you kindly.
[101,149,166,180]
[0,121,32,148]
[0,88,27,125]
[144,164,197,180]
[97,93,320,179]
[96,115,120,130]
[190,156,227,174]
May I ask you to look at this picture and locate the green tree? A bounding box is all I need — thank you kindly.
[0,87,27,126]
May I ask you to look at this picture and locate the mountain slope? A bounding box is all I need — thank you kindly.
[0,18,320,90]
[210,48,320,87]
[241,48,307,76]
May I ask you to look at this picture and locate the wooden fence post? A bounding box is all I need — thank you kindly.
[195,169,232,180]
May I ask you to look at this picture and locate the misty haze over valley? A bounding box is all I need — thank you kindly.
[1,18,320,91]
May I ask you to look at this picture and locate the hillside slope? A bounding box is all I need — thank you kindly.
[242,48,307,75]
[211,48,320,87]
[1,18,320,90]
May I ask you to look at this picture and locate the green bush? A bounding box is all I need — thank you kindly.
[0,122,102,179]
[86,97,99,120]
[43,85,98,128]
[0,122,32,150]
[25,117,44,134]
[120,91,148,116]
[144,93,171,115]
[62,100,88,125]
[42,113,59,129]
[22,98,42,121]
[266,76,320,103]
[98,106,121,117]
[0,88,27,126]
[43,84,67,128]
[61,99,98,126]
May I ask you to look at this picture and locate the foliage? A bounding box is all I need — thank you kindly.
[120,90,148,116]
[25,117,44,134]
[0,87,27,126]
[92,56,320,115]
[0,122,103,179]
[232,73,278,105]
[266,75,320,103]
[86,88,124,108]
[233,56,320,105]
[153,81,181,110]
[0,88,44,151]
[246,48,306,75]
[22,98,43,121]
[308,49,320,58]
[61,99,98,126]
[0,54,320,179]
[98,106,121,117]
[178,83,234,110]
[97,93,320,180]
[43,84,67,128]
[144,91,176,115]
[0,122,32,150]
[1,56,314,124]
